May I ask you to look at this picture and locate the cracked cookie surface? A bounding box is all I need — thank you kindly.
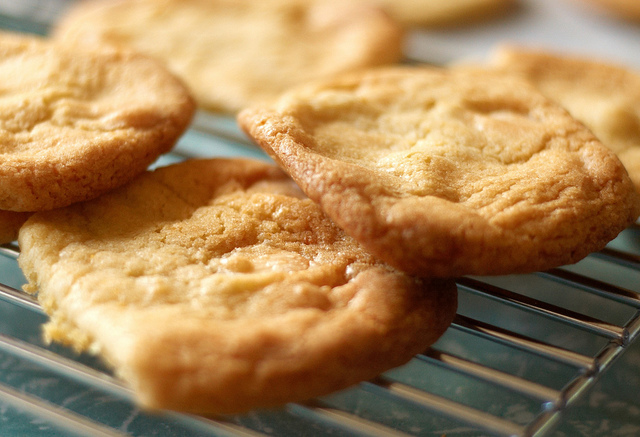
[239,66,640,277]
[0,31,195,212]
[18,158,457,414]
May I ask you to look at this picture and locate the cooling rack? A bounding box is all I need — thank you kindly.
[1,1,640,436]
[2,205,640,437]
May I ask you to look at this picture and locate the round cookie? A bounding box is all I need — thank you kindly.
[0,31,195,212]
[53,0,404,114]
[373,0,516,28]
[489,45,640,192]
[239,66,640,277]
[18,158,457,415]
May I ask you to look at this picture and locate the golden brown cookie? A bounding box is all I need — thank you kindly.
[239,66,640,277]
[53,0,404,114]
[489,46,640,192]
[0,210,31,244]
[18,158,457,415]
[373,0,516,28]
[0,31,195,212]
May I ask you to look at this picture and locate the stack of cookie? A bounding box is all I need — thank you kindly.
[11,0,460,416]
[8,0,640,418]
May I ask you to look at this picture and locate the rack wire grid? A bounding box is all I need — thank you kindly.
[1,1,640,436]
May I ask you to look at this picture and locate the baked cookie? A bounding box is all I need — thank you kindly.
[373,0,515,28]
[489,46,640,192]
[53,0,404,114]
[0,31,194,212]
[239,66,640,277]
[0,210,31,244]
[18,158,457,415]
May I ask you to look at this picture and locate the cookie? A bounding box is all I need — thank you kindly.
[239,66,640,277]
[53,0,404,114]
[0,210,31,244]
[18,158,457,415]
[489,46,640,192]
[373,0,515,28]
[0,31,195,212]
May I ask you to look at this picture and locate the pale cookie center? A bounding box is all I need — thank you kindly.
[215,247,310,274]
[308,97,548,199]
[68,191,361,316]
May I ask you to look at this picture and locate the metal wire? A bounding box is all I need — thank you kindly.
[0,382,130,437]
[2,243,639,436]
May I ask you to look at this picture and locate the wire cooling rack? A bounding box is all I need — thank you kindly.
[1,1,640,436]
[2,126,640,437]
